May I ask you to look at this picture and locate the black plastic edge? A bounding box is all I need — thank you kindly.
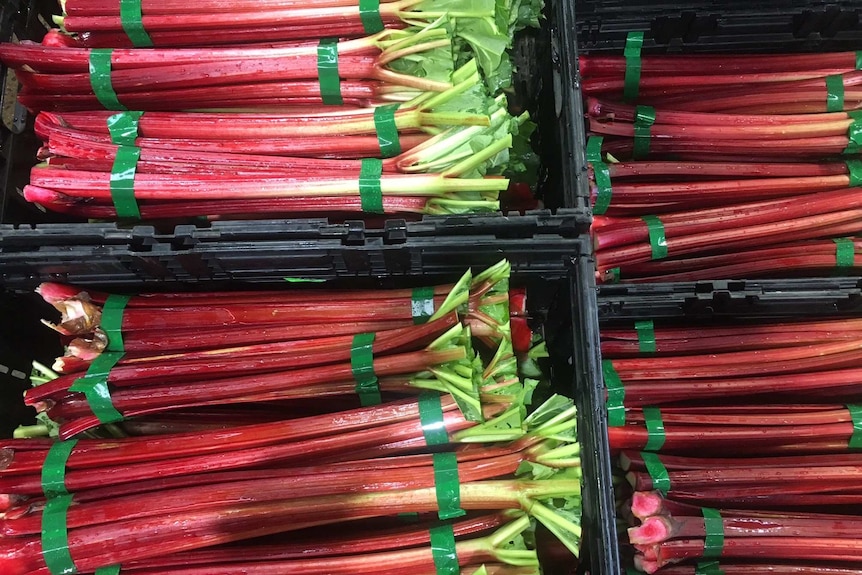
[597,277,862,320]
[572,248,621,575]
[576,1,862,54]
[552,0,590,211]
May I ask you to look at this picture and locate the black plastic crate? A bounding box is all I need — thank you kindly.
[0,0,587,228]
[0,237,612,575]
[597,277,862,321]
[576,1,862,54]
[0,210,584,287]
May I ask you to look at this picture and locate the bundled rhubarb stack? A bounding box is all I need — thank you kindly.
[0,0,542,219]
[0,261,581,575]
[602,316,862,574]
[582,39,862,282]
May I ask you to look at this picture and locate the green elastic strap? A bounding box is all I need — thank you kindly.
[642,215,669,260]
[603,360,625,427]
[826,74,845,113]
[374,104,401,157]
[641,452,670,496]
[846,159,862,186]
[419,392,449,446]
[69,352,125,425]
[101,294,131,351]
[632,105,656,159]
[95,567,121,575]
[844,110,862,154]
[110,146,143,220]
[411,286,435,325]
[587,136,613,215]
[317,38,343,105]
[119,0,153,47]
[634,319,656,353]
[41,494,77,575]
[398,512,420,522]
[642,406,666,452]
[358,0,385,34]
[351,332,381,406]
[834,238,856,268]
[857,51,862,70]
[88,49,126,111]
[359,158,385,214]
[623,31,644,103]
[41,440,79,499]
[107,111,143,146]
[429,523,459,575]
[696,562,725,575]
[702,507,725,558]
[607,267,622,283]
[847,404,862,449]
[432,452,466,520]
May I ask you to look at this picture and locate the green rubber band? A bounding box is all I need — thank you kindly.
[844,110,862,154]
[95,567,121,575]
[110,146,142,220]
[351,332,381,406]
[101,294,131,351]
[411,286,435,325]
[429,523,459,575]
[433,452,466,520]
[696,561,724,575]
[641,452,670,496]
[642,406,666,452]
[592,160,612,215]
[419,393,449,446]
[587,137,613,214]
[608,267,622,283]
[359,158,384,214]
[359,0,385,34]
[119,0,153,47]
[634,320,656,353]
[847,405,862,449]
[374,104,401,158]
[398,512,420,522]
[642,215,669,260]
[69,351,125,425]
[317,38,343,105]
[623,32,644,103]
[88,49,126,111]
[857,51,862,70]
[41,494,77,575]
[826,75,845,113]
[603,360,625,427]
[107,111,143,146]
[586,136,604,163]
[846,159,862,186]
[632,105,656,159]
[834,238,856,268]
[41,440,79,499]
[702,507,725,558]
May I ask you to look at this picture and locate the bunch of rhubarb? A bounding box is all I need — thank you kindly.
[603,315,862,574]
[22,64,532,218]
[0,262,580,574]
[581,50,862,282]
[0,1,543,220]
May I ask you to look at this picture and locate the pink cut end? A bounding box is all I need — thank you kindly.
[35,282,78,305]
[631,491,665,520]
[585,97,605,118]
[634,555,661,575]
[628,516,673,546]
[0,493,24,513]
